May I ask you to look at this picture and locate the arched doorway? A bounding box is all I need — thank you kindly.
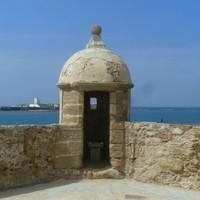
[84,91,109,166]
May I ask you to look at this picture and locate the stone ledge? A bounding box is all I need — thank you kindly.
[57,82,133,91]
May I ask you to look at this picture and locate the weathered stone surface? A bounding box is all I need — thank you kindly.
[110,104,123,116]
[110,130,124,144]
[93,168,123,179]
[62,104,83,116]
[57,127,82,141]
[60,90,84,125]
[110,158,125,170]
[62,114,83,126]
[1,122,200,191]
[110,144,124,158]
[54,156,82,169]
[110,91,124,104]
[0,125,83,189]
[125,122,200,190]
[171,127,184,135]
[54,141,83,156]
[57,48,132,87]
[63,90,83,104]
[110,121,124,130]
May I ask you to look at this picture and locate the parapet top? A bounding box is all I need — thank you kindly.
[86,24,105,49]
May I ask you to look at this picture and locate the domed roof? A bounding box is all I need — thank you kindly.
[58,25,133,90]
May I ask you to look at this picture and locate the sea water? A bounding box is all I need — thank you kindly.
[0,107,200,125]
[131,107,200,124]
[0,111,59,125]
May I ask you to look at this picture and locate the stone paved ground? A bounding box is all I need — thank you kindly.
[0,179,200,200]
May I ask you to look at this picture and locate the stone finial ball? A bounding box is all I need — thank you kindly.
[91,25,102,35]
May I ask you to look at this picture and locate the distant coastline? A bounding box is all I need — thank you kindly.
[0,107,200,125]
[0,107,59,111]
[1,106,200,112]
[0,97,59,112]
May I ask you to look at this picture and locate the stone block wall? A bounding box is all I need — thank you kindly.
[110,90,130,121]
[1,121,200,191]
[60,90,83,126]
[0,125,83,189]
[125,122,200,190]
[59,89,131,171]
[109,90,130,170]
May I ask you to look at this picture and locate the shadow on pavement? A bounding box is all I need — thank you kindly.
[0,179,81,199]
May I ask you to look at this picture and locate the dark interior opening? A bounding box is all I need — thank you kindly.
[84,91,110,167]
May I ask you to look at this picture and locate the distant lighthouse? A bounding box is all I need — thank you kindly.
[34,97,40,105]
[28,97,40,108]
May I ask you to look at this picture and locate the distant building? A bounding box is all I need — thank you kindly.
[34,97,40,105]
[0,97,59,111]
[29,97,41,108]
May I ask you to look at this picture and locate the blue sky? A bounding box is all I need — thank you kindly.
[0,0,200,107]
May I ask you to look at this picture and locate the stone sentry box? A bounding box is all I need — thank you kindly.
[57,25,133,170]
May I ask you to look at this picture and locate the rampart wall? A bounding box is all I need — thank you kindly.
[0,125,83,189]
[0,122,200,190]
[125,122,200,190]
